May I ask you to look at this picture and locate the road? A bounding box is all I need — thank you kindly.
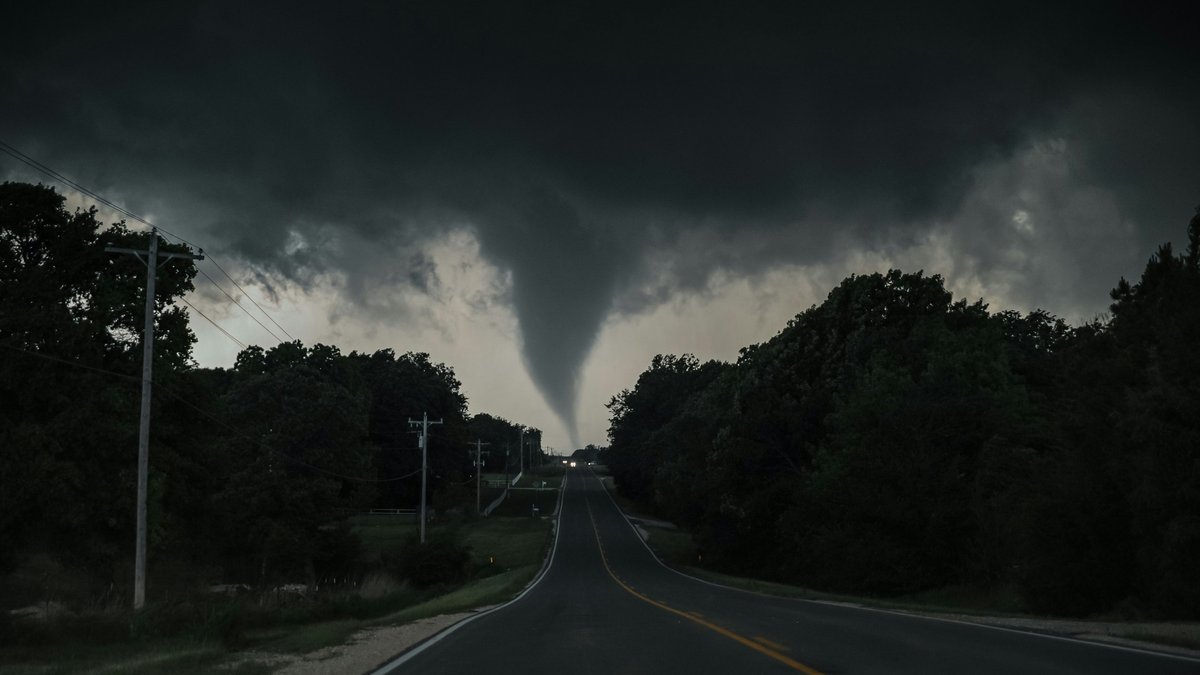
[374,469,1199,674]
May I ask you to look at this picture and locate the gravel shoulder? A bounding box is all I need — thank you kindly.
[227,612,475,675]
[860,606,1200,660]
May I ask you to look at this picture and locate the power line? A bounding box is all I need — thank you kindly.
[0,341,139,382]
[194,267,285,344]
[177,297,248,350]
[0,139,295,342]
[207,256,296,341]
[0,139,198,249]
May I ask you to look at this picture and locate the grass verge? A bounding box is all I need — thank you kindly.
[488,490,559,518]
[596,475,655,518]
[641,526,698,567]
[1109,628,1200,651]
[384,565,540,623]
[234,563,546,660]
[0,641,269,675]
[1,516,555,674]
[462,518,553,570]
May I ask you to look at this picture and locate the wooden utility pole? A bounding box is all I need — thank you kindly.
[408,412,442,543]
[472,439,491,516]
[106,228,203,610]
[518,427,525,476]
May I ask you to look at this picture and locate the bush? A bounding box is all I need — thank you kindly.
[387,533,470,588]
[128,598,246,645]
[1139,514,1200,618]
[129,601,192,640]
[199,601,247,648]
[2,612,128,647]
[313,523,364,587]
[1009,464,1133,616]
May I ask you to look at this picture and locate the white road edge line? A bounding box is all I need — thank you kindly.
[588,469,1200,666]
[369,472,570,674]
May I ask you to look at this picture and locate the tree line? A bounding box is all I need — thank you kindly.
[605,208,1200,618]
[0,182,541,605]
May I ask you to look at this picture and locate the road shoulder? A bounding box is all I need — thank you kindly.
[594,470,1200,662]
[224,613,475,674]
[873,608,1200,661]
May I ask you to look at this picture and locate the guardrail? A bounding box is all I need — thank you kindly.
[483,486,509,516]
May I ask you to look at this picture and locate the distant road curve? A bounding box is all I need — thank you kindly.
[372,470,1200,674]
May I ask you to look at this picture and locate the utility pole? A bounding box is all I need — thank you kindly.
[408,412,442,543]
[106,228,203,610]
[524,431,537,470]
[518,427,525,476]
[472,439,491,516]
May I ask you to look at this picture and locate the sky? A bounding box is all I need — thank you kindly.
[2,2,1198,451]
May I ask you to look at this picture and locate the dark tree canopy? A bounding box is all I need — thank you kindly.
[0,182,198,576]
[0,181,533,600]
[605,209,1200,618]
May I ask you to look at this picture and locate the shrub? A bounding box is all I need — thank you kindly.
[127,598,247,645]
[312,523,364,587]
[387,533,470,588]
[199,601,247,648]
[1009,466,1133,616]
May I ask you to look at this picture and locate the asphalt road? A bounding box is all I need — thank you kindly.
[374,469,1200,674]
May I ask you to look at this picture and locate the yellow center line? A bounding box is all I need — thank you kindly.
[584,497,824,675]
[754,636,792,653]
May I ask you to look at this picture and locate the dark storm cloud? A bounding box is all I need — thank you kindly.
[3,1,1198,441]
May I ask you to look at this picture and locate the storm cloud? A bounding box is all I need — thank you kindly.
[3,1,1198,443]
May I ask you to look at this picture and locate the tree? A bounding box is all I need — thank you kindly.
[802,306,1028,593]
[211,342,374,584]
[351,349,469,509]
[0,182,197,588]
[467,413,520,472]
[1101,223,1200,617]
[605,354,726,504]
[1185,206,1199,271]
